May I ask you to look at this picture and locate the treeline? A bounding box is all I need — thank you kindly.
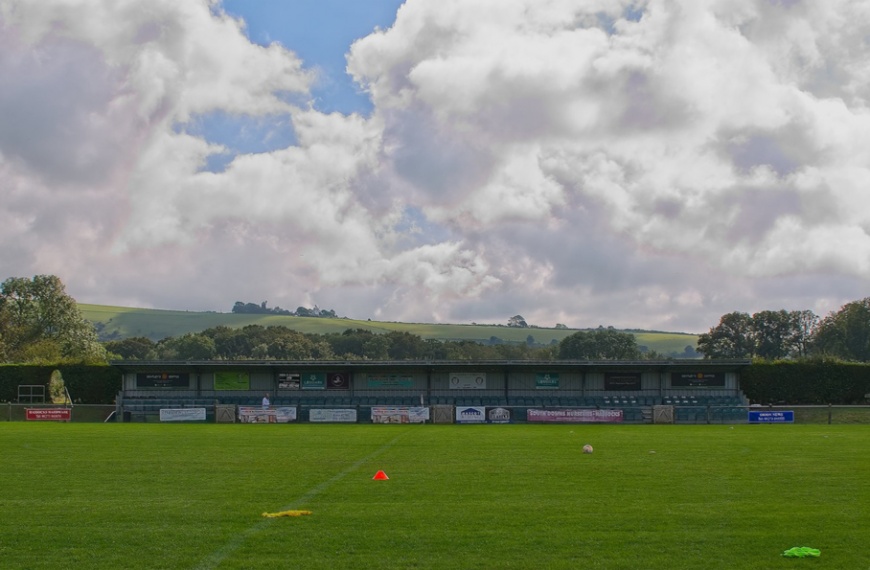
[231,301,337,318]
[9,273,870,366]
[106,326,556,361]
[698,299,870,362]
[104,326,659,362]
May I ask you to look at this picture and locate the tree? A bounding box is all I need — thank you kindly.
[558,328,640,360]
[507,315,528,328]
[158,333,216,360]
[813,298,870,361]
[699,309,820,360]
[789,310,819,358]
[0,275,105,363]
[104,337,156,360]
[696,312,753,358]
[384,331,425,360]
[750,310,793,360]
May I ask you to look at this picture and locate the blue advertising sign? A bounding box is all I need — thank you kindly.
[748,410,794,423]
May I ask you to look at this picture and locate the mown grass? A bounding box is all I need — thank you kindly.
[1,424,863,569]
[80,303,698,353]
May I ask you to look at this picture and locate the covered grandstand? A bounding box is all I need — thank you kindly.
[113,359,751,424]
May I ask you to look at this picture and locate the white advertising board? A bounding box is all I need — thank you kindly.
[159,408,206,422]
[309,409,358,423]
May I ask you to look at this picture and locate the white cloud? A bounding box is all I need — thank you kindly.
[2,0,870,332]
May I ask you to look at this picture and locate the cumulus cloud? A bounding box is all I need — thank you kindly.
[2,0,870,332]
[346,0,870,328]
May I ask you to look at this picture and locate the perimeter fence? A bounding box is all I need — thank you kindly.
[1,404,116,422]
[2,402,869,424]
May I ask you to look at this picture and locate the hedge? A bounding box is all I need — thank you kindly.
[740,360,870,404]
[0,365,121,405]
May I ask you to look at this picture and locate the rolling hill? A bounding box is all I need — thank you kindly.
[79,304,700,357]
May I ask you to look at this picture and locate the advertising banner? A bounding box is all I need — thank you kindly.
[367,375,414,388]
[238,406,297,423]
[671,372,725,387]
[371,406,429,424]
[136,373,189,389]
[749,410,794,423]
[455,406,486,423]
[487,407,512,424]
[215,371,250,391]
[527,408,624,423]
[25,408,71,421]
[277,372,300,390]
[301,372,326,390]
[535,373,559,390]
[409,407,430,423]
[326,372,349,390]
[605,372,642,391]
[309,409,358,423]
[449,372,486,390]
[159,408,206,422]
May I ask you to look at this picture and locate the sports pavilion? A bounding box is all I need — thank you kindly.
[113,359,751,424]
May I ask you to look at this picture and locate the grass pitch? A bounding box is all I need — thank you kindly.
[1,424,865,569]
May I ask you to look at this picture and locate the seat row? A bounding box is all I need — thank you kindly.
[122,395,746,410]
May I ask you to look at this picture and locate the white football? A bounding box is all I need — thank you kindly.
[582,444,593,454]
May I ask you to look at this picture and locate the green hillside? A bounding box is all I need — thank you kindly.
[79,304,699,356]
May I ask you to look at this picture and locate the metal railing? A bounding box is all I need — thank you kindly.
[3,402,868,424]
[1,403,115,422]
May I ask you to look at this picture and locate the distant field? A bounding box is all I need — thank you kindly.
[1,424,864,569]
[79,304,699,355]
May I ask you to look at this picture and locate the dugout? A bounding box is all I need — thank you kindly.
[112,359,750,423]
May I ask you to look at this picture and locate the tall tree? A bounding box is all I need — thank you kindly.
[788,310,819,358]
[507,315,528,328]
[104,337,157,360]
[385,331,426,360]
[696,312,753,358]
[750,310,793,360]
[558,328,640,360]
[0,275,105,363]
[813,298,870,361]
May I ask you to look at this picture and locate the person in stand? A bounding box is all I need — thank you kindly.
[262,393,270,410]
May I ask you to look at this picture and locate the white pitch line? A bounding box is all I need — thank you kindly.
[193,428,411,570]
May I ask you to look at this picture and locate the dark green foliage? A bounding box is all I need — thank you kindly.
[104,337,156,360]
[696,311,754,358]
[698,309,820,359]
[813,297,870,361]
[557,327,640,359]
[740,360,870,404]
[385,331,426,360]
[0,365,120,404]
[231,301,337,317]
[0,275,105,363]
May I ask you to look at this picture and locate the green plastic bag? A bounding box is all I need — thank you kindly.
[782,546,821,558]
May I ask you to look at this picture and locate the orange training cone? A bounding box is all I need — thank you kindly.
[372,470,389,480]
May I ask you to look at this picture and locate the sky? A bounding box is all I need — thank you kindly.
[2,0,870,334]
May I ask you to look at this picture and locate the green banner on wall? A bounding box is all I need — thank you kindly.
[214,371,250,391]
[302,372,326,390]
[535,373,559,389]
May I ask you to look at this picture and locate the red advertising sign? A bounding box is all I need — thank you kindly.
[527,408,623,423]
[26,408,72,421]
